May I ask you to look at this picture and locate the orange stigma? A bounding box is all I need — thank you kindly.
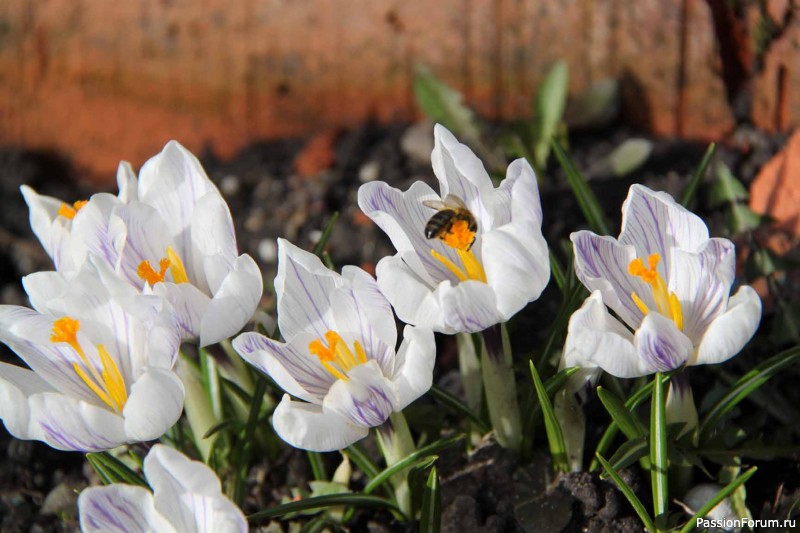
[57,200,88,220]
[309,330,368,381]
[137,258,171,285]
[627,253,683,331]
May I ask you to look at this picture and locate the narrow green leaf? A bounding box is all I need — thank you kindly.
[248,493,406,523]
[534,60,569,168]
[420,467,441,533]
[679,142,716,208]
[607,138,652,177]
[536,281,586,368]
[308,451,328,481]
[414,65,481,142]
[428,384,489,434]
[699,346,800,439]
[220,377,253,405]
[529,361,569,472]
[552,139,611,235]
[233,375,268,506]
[603,436,649,475]
[86,452,148,487]
[677,467,757,533]
[650,372,669,526]
[203,418,238,439]
[596,453,657,533]
[549,249,567,292]
[597,387,646,439]
[710,161,748,206]
[313,211,340,257]
[343,443,381,480]
[363,434,465,495]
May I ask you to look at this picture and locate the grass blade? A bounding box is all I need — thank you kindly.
[529,361,568,472]
[596,453,657,532]
[699,345,800,439]
[428,384,490,434]
[650,372,669,528]
[233,375,268,506]
[549,249,567,292]
[604,436,649,475]
[86,452,148,487]
[419,467,441,533]
[677,467,757,533]
[344,443,381,480]
[363,434,465,495]
[248,493,405,523]
[679,142,716,208]
[552,139,611,235]
[312,211,339,257]
[308,451,327,481]
[597,386,646,439]
[534,60,569,169]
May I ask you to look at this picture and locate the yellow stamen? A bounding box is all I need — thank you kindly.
[51,318,128,413]
[627,253,684,330]
[57,200,88,220]
[429,220,487,283]
[166,247,189,284]
[137,258,171,285]
[135,247,190,285]
[308,330,369,381]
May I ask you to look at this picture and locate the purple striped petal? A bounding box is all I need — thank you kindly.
[324,361,396,429]
[635,313,693,373]
[79,485,168,533]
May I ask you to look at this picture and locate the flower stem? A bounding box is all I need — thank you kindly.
[480,323,522,451]
[456,332,482,414]
[376,412,416,516]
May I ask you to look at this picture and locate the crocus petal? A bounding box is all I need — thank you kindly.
[665,374,697,438]
[145,444,247,533]
[30,392,127,451]
[199,254,262,347]
[323,360,397,428]
[340,266,398,351]
[669,238,736,342]
[116,161,139,204]
[191,192,238,268]
[374,255,446,331]
[392,325,436,410]
[358,180,453,286]
[138,141,219,274]
[274,239,339,340]
[563,291,651,378]
[619,184,710,269]
[113,202,172,287]
[571,231,647,328]
[123,367,185,442]
[232,332,333,402]
[431,124,494,226]
[272,394,368,452]
[152,282,211,341]
[634,313,693,373]
[72,193,127,273]
[21,271,70,314]
[79,485,175,533]
[0,363,53,441]
[436,280,505,334]
[482,226,549,319]
[20,185,62,257]
[693,285,761,366]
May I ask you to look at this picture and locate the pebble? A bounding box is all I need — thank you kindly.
[219,174,241,196]
[257,238,278,263]
[358,160,381,183]
[400,121,435,165]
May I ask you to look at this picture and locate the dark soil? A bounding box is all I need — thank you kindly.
[0,120,797,532]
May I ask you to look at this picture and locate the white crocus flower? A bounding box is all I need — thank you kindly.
[21,141,263,347]
[233,239,436,452]
[0,266,183,452]
[564,184,762,379]
[79,444,247,533]
[357,124,549,334]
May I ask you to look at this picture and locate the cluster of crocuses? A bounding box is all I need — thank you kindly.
[0,125,761,530]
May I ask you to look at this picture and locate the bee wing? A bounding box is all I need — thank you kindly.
[422,199,449,210]
[441,194,468,210]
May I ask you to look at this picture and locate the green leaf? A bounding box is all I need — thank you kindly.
[534,60,569,168]
[414,65,481,142]
[650,373,669,526]
[343,442,381,480]
[549,249,567,292]
[607,138,652,177]
[596,453,657,532]
[248,493,406,523]
[86,451,148,488]
[203,418,239,439]
[603,436,649,475]
[308,451,328,481]
[699,345,800,439]
[679,142,716,208]
[564,78,620,130]
[529,361,569,472]
[363,434,465,495]
[597,387,646,439]
[552,139,611,235]
[710,162,749,206]
[232,375,269,506]
[535,281,586,368]
[428,384,489,434]
[420,467,441,533]
[313,211,340,257]
[727,203,762,234]
[677,467,757,533]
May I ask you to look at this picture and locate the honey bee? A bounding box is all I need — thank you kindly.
[422,195,478,249]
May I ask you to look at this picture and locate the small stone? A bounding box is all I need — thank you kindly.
[308,229,322,245]
[220,174,241,196]
[257,238,278,263]
[358,160,381,183]
[401,121,435,165]
[41,481,82,516]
